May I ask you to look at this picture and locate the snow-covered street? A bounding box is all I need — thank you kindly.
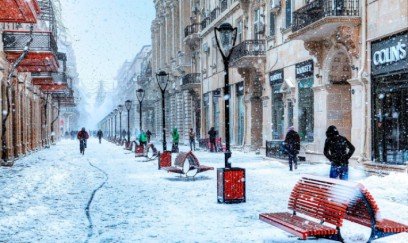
[1,138,407,242]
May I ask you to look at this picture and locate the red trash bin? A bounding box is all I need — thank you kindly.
[158,151,171,169]
[135,145,144,157]
[217,167,246,204]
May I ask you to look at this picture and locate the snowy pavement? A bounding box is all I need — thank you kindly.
[0,138,407,242]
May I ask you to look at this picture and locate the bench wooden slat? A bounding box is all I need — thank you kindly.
[260,212,338,240]
[161,166,184,174]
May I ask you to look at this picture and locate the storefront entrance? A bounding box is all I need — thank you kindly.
[373,76,408,164]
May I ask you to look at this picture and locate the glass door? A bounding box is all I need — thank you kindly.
[373,84,408,164]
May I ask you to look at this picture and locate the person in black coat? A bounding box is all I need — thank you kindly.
[97,129,103,144]
[284,126,300,171]
[324,125,355,180]
[208,127,217,152]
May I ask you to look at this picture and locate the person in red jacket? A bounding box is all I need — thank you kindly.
[77,127,90,154]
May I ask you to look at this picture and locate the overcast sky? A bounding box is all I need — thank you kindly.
[60,0,155,93]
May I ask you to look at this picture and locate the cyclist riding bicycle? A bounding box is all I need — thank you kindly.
[77,127,90,155]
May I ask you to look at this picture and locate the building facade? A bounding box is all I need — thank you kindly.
[0,0,78,164]
[149,0,407,170]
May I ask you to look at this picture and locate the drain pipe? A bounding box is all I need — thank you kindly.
[357,0,368,163]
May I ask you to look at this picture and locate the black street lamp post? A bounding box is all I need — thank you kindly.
[125,100,132,142]
[214,22,237,169]
[118,105,123,140]
[136,88,145,132]
[113,109,118,139]
[156,71,169,152]
[214,23,246,204]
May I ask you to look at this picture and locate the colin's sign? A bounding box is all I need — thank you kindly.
[371,31,408,75]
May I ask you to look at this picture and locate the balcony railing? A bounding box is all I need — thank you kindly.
[2,30,57,53]
[292,0,360,32]
[230,40,266,64]
[181,73,201,86]
[184,23,201,38]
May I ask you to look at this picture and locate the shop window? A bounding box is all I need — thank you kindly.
[272,85,284,139]
[373,81,408,164]
[287,100,294,128]
[298,78,314,142]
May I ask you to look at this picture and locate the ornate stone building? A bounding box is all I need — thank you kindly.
[150,0,407,170]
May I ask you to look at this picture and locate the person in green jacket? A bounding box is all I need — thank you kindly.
[138,130,147,146]
[172,127,179,152]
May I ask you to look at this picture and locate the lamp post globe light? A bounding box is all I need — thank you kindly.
[125,100,132,142]
[113,109,118,139]
[214,22,237,169]
[156,71,169,152]
[118,105,123,140]
[136,88,145,132]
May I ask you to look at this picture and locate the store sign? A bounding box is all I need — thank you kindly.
[371,31,408,75]
[269,69,284,85]
[295,60,314,79]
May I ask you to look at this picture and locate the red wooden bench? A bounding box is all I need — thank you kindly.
[259,175,408,242]
[161,151,214,178]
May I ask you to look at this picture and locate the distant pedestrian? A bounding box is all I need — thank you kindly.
[97,129,103,144]
[324,125,355,180]
[171,127,179,153]
[284,126,300,171]
[208,127,217,152]
[189,128,195,151]
[121,129,126,140]
[146,129,152,143]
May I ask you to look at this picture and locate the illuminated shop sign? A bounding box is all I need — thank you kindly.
[295,60,314,79]
[371,31,408,75]
[269,69,284,85]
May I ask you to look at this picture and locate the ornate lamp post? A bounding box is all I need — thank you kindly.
[214,22,237,169]
[113,109,118,139]
[156,71,169,151]
[125,100,132,142]
[118,105,123,140]
[214,23,245,204]
[136,88,145,132]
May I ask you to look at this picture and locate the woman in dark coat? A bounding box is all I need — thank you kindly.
[208,127,217,152]
[324,125,355,180]
[284,126,300,171]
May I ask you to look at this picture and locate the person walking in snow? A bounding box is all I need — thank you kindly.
[146,129,152,143]
[97,129,103,144]
[189,128,196,151]
[208,127,217,152]
[284,126,300,171]
[171,127,179,153]
[324,125,355,180]
[138,130,147,147]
